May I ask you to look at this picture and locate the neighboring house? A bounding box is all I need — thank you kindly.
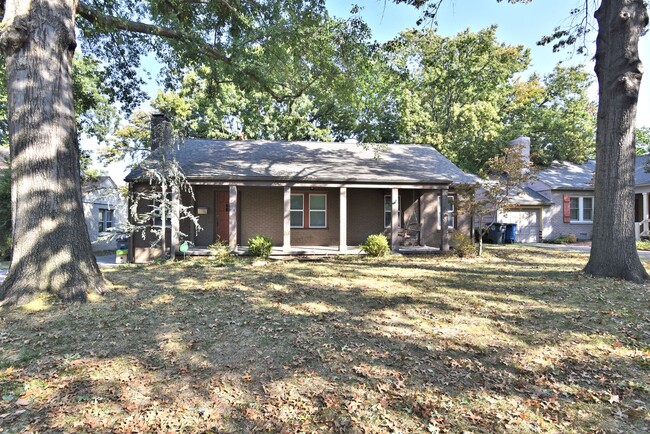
[82,176,127,251]
[486,137,595,242]
[527,159,596,241]
[495,185,553,243]
[125,115,478,262]
[634,154,650,238]
[510,147,650,242]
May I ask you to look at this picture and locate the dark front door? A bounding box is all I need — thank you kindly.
[215,191,229,242]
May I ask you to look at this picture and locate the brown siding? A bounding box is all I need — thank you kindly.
[347,189,385,245]
[240,187,284,245]
[420,191,439,246]
[193,186,219,246]
[131,182,166,263]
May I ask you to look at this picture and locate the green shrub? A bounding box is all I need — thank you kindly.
[208,240,230,259]
[545,233,577,244]
[450,232,476,258]
[247,235,273,258]
[360,234,390,257]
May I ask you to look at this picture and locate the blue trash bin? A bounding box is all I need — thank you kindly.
[505,224,517,244]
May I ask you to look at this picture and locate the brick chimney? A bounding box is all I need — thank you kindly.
[150,113,171,151]
[511,136,531,166]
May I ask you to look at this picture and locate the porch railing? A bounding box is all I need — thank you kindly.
[635,219,650,240]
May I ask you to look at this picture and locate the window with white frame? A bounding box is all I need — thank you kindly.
[290,194,304,228]
[384,195,402,228]
[98,208,114,233]
[570,196,593,222]
[309,194,327,228]
[438,196,455,229]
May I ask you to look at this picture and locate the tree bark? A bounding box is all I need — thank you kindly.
[0,0,105,305]
[584,0,649,283]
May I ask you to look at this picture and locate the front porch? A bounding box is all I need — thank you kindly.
[131,182,459,263]
[184,183,454,253]
[183,245,442,257]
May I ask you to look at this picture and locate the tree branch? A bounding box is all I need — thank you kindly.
[76,1,284,101]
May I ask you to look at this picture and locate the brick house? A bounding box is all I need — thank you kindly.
[125,116,478,262]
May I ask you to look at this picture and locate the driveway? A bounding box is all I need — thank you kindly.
[96,254,120,268]
[0,254,120,284]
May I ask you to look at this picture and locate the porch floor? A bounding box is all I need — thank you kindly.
[185,245,441,257]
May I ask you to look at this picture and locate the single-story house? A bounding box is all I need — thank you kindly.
[125,115,478,262]
[503,138,650,242]
[634,154,650,238]
[484,136,595,242]
[526,159,596,241]
[82,176,127,251]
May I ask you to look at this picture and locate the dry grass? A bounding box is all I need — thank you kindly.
[0,246,648,433]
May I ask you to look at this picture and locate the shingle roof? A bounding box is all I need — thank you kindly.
[516,186,553,205]
[635,154,650,186]
[125,139,479,185]
[534,160,595,190]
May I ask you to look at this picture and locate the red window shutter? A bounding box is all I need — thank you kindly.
[563,194,571,223]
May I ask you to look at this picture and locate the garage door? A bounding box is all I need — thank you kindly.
[498,209,539,243]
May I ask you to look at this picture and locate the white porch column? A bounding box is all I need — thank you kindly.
[228,185,238,251]
[170,185,180,260]
[391,188,399,251]
[283,186,291,252]
[440,188,449,252]
[641,193,650,236]
[339,187,347,251]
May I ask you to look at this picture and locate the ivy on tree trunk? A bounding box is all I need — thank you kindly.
[584,0,649,283]
[0,0,105,305]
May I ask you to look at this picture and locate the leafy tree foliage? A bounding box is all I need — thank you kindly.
[106,26,596,172]
[396,0,648,282]
[455,142,533,256]
[636,127,650,155]
[383,27,596,172]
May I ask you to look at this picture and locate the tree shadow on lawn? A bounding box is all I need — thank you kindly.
[0,252,648,433]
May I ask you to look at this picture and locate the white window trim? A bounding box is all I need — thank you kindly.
[99,208,114,233]
[438,196,455,229]
[308,193,327,228]
[384,195,402,228]
[290,194,304,228]
[570,196,594,223]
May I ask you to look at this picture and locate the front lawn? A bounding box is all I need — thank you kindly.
[0,247,648,433]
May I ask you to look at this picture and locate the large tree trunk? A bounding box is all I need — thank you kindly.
[0,0,105,305]
[584,0,649,283]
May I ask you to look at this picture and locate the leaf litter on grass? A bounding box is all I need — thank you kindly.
[0,247,648,433]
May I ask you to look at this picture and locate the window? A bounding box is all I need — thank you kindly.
[152,192,173,227]
[309,194,327,228]
[98,208,114,233]
[438,196,455,229]
[570,196,594,222]
[290,194,304,228]
[384,195,402,228]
